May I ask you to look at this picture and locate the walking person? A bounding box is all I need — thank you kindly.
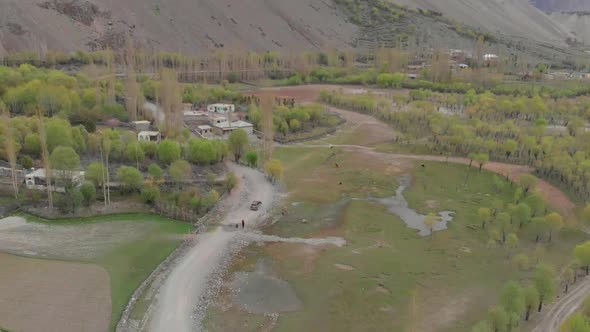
[242,220,245,229]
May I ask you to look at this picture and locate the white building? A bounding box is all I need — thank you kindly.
[207,104,235,114]
[458,63,469,69]
[198,125,213,138]
[25,168,85,193]
[212,120,254,136]
[138,131,161,143]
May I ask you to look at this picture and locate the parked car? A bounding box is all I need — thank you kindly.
[250,201,262,211]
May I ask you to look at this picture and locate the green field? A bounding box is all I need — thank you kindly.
[13,213,192,331]
[206,146,586,332]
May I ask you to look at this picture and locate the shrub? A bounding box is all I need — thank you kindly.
[142,185,160,205]
[79,182,96,206]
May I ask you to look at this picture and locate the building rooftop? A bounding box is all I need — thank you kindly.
[214,120,253,129]
[132,120,150,124]
[138,131,161,136]
[26,168,84,178]
[198,125,212,130]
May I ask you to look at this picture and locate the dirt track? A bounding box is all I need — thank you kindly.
[531,275,590,332]
[148,164,276,332]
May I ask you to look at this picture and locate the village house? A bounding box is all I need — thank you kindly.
[138,131,162,143]
[197,125,213,138]
[131,120,151,131]
[212,120,254,137]
[207,103,235,114]
[183,110,209,123]
[25,168,85,193]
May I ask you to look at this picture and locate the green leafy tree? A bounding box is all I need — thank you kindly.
[86,162,106,187]
[519,174,538,194]
[513,203,532,229]
[157,139,181,165]
[79,182,96,206]
[535,263,556,312]
[546,212,564,242]
[530,217,549,243]
[487,306,509,332]
[20,155,33,169]
[497,212,511,243]
[501,281,525,318]
[148,163,163,183]
[560,313,590,332]
[246,150,258,167]
[50,146,80,171]
[575,241,590,275]
[228,129,249,162]
[24,133,41,156]
[186,138,217,164]
[475,153,489,172]
[265,159,284,182]
[116,166,144,193]
[512,253,530,271]
[524,285,539,321]
[478,207,492,229]
[225,172,238,193]
[506,233,519,249]
[142,185,160,205]
[169,160,192,187]
[45,118,73,151]
[126,142,145,164]
[202,189,220,212]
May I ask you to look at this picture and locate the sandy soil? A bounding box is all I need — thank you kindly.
[148,164,276,332]
[0,252,111,332]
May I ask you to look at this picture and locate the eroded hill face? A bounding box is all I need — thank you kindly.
[550,12,590,44]
[0,0,358,54]
[530,0,590,12]
[0,0,584,58]
[388,0,573,46]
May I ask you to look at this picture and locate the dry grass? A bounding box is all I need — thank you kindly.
[0,252,111,332]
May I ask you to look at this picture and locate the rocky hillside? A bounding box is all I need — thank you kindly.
[550,12,590,44]
[530,0,590,12]
[0,0,357,55]
[0,0,586,64]
[389,0,573,46]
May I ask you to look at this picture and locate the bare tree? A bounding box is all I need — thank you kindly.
[3,110,19,198]
[37,113,53,208]
[261,93,274,162]
[125,37,140,121]
[160,69,182,137]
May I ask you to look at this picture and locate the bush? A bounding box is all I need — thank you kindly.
[225,172,238,193]
[226,72,240,83]
[246,151,258,167]
[512,254,530,271]
[116,166,144,193]
[142,185,160,205]
[157,139,181,165]
[20,155,33,169]
[79,182,97,206]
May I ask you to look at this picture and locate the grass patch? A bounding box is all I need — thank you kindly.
[99,219,191,331]
[213,159,586,331]
[8,213,192,331]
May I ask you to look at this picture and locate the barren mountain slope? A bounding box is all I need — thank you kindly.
[531,0,590,12]
[389,0,573,45]
[550,12,590,44]
[0,0,357,54]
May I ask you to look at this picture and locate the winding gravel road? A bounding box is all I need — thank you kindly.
[531,275,590,332]
[149,164,275,332]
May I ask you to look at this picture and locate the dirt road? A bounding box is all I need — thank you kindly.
[148,164,275,332]
[531,276,590,332]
